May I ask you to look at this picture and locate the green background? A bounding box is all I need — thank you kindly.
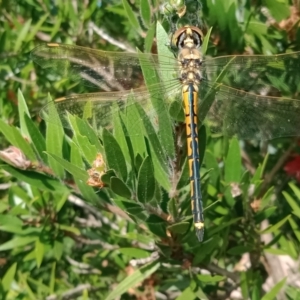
[0,0,300,299]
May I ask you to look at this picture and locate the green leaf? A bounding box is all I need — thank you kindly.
[105,262,160,300]
[57,224,80,235]
[167,197,178,219]
[133,102,170,190]
[26,13,49,41]
[146,23,174,159]
[167,222,190,234]
[70,143,100,204]
[2,262,17,292]
[122,0,140,30]
[283,191,300,218]
[140,0,151,27]
[252,277,263,300]
[118,248,150,259]
[224,137,241,183]
[252,165,263,182]
[68,115,100,164]
[0,224,23,235]
[14,19,31,52]
[55,192,69,213]
[110,177,132,199]
[288,217,300,243]
[0,119,16,146]
[263,0,290,22]
[114,199,144,217]
[46,96,65,179]
[176,287,196,300]
[264,248,291,255]
[24,114,47,163]
[50,262,56,293]
[144,22,156,52]
[197,274,226,282]
[35,239,45,268]
[208,217,242,236]
[146,218,167,238]
[137,156,155,203]
[240,271,249,299]
[156,22,173,82]
[53,241,64,261]
[0,214,23,227]
[0,119,37,162]
[101,169,116,185]
[254,206,277,224]
[204,150,220,187]
[103,128,127,182]
[201,27,213,55]
[46,152,89,181]
[112,109,131,164]
[289,182,300,200]
[121,102,147,164]
[17,89,31,139]
[260,152,269,177]
[259,215,291,234]
[260,186,275,210]
[2,165,69,192]
[0,236,37,251]
[261,277,287,300]
[227,245,253,255]
[193,235,220,264]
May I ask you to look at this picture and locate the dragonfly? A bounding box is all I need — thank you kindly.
[31,25,300,242]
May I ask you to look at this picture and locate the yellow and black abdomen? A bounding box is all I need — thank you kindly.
[183,84,204,241]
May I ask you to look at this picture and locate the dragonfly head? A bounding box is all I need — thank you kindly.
[171,25,203,50]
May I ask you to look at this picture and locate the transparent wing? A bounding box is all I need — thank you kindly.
[200,51,300,140]
[31,43,178,92]
[202,52,300,97]
[41,80,182,164]
[199,80,300,140]
[41,81,181,128]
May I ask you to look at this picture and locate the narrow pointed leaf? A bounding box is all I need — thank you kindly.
[17,89,31,139]
[118,248,150,259]
[103,128,127,182]
[105,262,160,300]
[24,114,47,163]
[168,222,190,234]
[2,165,69,192]
[110,177,132,199]
[122,0,140,29]
[46,152,89,181]
[261,277,287,300]
[137,156,155,203]
[46,97,65,178]
[260,215,291,234]
[140,0,151,27]
[2,262,17,292]
[35,239,45,268]
[225,137,241,183]
[0,236,37,251]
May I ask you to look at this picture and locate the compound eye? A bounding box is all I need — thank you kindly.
[171,27,188,48]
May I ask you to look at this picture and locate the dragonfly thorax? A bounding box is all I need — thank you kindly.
[175,27,203,92]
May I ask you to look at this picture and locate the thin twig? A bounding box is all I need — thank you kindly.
[203,262,240,284]
[46,284,97,300]
[88,21,136,53]
[258,140,297,197]
[241,148,256,175]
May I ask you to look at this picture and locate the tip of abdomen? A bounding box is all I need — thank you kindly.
[195,227,204,242]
